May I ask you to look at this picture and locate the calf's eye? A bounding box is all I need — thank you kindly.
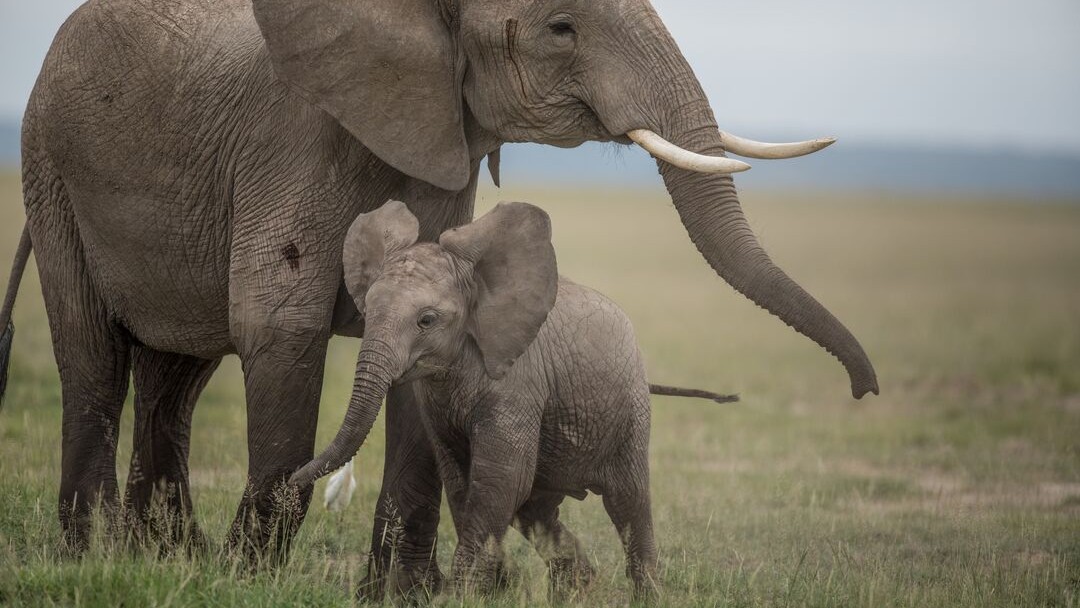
[418,311,439,330]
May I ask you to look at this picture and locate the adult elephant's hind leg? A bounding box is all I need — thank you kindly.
[52,316,131,555]
[28,179,132,554]
[125,347,220,552]
[226,309,330,566]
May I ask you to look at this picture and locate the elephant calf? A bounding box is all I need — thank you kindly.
[291,200,736,599]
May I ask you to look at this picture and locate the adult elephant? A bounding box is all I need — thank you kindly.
[1,0,877,596]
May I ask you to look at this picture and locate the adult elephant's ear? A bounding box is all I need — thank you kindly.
[252,0,471,191]
[344,201,420,315]
[440,203,558,379]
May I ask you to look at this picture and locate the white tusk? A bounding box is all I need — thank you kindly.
[627,129,751,174]
[719,131,837,160]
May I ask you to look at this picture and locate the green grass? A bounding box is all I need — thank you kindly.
[1,169,1079,606]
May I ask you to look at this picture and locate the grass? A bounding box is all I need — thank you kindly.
[1,168,1078,606]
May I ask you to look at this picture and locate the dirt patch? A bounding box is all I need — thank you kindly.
[1038,482,1080,505]
[820,459,1080,514]
[1061,393,1080,414]
[913,471,964,495]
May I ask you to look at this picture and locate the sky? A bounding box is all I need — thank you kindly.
[2,0,1078,154]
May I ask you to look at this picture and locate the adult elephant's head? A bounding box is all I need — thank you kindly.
[252,0,879,398]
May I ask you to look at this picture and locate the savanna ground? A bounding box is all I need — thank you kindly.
[0,167,1077,607]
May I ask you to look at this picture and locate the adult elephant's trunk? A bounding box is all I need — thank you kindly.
[660,133,879,399]
[289,337,401,487]
[591,8,878,399]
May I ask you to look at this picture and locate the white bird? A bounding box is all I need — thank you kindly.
[323,458,356,513]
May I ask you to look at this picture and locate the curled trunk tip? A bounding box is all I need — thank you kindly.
[851,371,880,399]
[289,462,333,489]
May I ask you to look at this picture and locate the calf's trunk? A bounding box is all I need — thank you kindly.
[289,339,400,487]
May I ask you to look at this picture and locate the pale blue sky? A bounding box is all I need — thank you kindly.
[2,0,1078,153]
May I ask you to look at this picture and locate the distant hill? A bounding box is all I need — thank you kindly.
[2,117,1078,199]
[496,140,1080,200]
[0,120,18,166]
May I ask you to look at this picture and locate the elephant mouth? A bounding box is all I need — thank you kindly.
[392,359,451,386]
[530,95,627,148]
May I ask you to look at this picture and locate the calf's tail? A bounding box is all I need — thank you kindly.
[649,383,739,404]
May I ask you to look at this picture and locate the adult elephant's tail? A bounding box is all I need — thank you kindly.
[649,384,739,405]
[0,226,32,408]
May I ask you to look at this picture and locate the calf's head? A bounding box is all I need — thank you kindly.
[347,200,559,383]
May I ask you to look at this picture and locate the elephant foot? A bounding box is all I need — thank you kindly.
[356,559,444,604]
[129,515,210,559]
[58,496,124,559]
[225,479,309,569]
[630,584,661,606]
[492,559,516,591]
[549,556,595,602]
[451,547,507,598]
[58,520,92,560]
[629,572,662,606]
[360,491,445,603]
[124,486,210,558]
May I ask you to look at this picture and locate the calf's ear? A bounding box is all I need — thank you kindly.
[440,203,558,379]
[343,201,420,315]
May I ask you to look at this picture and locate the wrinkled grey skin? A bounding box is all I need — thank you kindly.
[8,0,877,595]
[292,201,730,599]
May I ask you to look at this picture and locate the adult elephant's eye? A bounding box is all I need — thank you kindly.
[549,19,575,36]
[418,311,439,330]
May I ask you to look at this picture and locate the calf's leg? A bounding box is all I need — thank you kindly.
[514,492,594,598]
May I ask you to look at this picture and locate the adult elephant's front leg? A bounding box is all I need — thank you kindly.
[223,203,343,564]
[226,305,331,564]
